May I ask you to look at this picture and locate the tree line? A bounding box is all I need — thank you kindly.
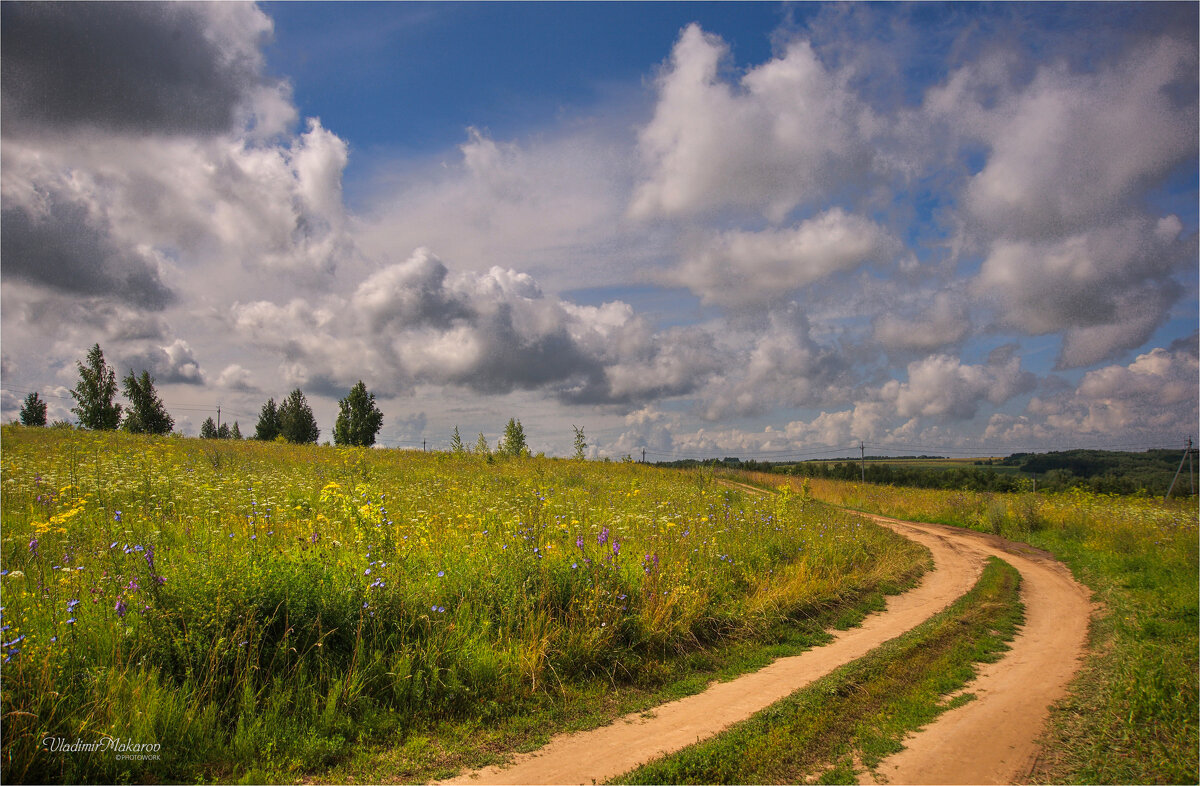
[18,343,386,447]
[18,343,592,458]
[658,450,1197,497]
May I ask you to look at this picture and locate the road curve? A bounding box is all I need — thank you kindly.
[435,511,1092,786]
[857,515,1093,785]
[439,516,998,785]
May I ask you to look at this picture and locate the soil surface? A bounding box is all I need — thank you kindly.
[436,512,1092,786]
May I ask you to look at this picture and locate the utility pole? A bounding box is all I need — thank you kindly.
[423,439,427,453]
[860,442,865,483]
[1165,437,1193,501]
[642,448,646,464]
[216,405,221,433]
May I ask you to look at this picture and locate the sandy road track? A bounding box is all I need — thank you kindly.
[857,515,1093,785]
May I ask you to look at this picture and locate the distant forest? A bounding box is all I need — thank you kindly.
[656,449,1199,497]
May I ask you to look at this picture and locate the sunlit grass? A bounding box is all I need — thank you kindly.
[0,427,925,783]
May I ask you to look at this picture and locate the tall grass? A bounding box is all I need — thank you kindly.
[0,428,926,783]
[742,471,1199,784]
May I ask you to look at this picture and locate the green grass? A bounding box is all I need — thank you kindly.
[782,474,1199,785]
[614,557,1023,785]
[304,566,926,784]
[0,427,929,784]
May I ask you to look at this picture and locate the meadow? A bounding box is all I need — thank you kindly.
[0,426,926,784]
[734,470,1199,784]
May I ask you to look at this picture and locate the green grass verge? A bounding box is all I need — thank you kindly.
[612,557,1023,785]
[286,551,930,784]
[1023,529,1198,785]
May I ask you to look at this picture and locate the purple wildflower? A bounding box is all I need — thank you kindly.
[115,599,127,618]
[598,527,609,546]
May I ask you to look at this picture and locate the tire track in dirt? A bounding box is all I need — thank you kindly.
[438,513,985,785]
[855,515,1093,785]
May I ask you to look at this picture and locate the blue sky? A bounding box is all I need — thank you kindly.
[2,2,1197,458]
[263,3,786,151]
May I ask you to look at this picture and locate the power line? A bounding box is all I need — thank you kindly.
[1,384,259,422]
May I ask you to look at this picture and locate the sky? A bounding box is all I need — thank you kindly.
[1,1,1197,460]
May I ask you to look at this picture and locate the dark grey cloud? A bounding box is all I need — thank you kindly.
[450,305,600,396]
[119,340,205,386]
[1169,330,1199,359]
[1,2,274,137]
[1,200,175,309]
[232,250,726,409]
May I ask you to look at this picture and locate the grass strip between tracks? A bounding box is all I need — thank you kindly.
[614,556,1023,786]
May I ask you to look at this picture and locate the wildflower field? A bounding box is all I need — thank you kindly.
[0,427,925,783]
[733,470,1199,784]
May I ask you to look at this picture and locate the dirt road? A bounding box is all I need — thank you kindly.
[438,513,1092,786]
[858,516,1093,785]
